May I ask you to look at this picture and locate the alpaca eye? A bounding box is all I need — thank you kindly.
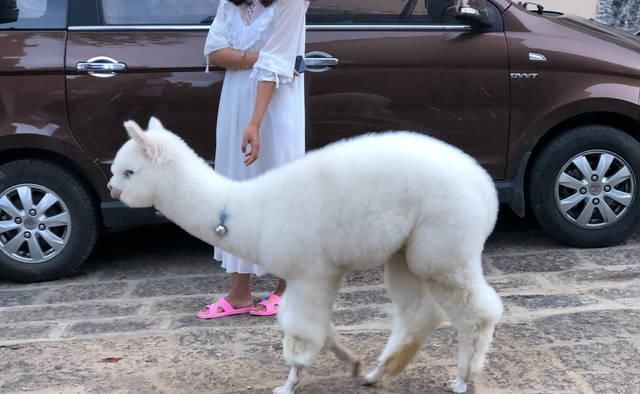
[124,170,135,178]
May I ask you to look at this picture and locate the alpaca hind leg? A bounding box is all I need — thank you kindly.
[326,324,361,377]
[276,275,342,393]
[363,254,445,386]
[427,273,503,393]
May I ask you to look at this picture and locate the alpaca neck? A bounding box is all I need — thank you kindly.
[152,153,262,264]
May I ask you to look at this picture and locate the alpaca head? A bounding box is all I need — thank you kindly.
[108,117,176,208]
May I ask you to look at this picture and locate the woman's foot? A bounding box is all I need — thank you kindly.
[197,272,254,318]
[251,279,286,315]
[250,293,281,316]
[196,297,254,319]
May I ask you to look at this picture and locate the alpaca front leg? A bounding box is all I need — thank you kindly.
[273,365,303,394]
[276,332,324,394]
[326,324,361,378]
[329,341,361,378]
[276,275,342,393]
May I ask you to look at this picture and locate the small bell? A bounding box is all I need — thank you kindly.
[214,224,228,237]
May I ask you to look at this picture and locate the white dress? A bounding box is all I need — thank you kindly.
[204,0,308,276]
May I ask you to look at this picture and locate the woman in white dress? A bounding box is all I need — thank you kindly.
[197,0,308,319]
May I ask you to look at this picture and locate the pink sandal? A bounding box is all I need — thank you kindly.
[196,298,253,319]
[249,293,281,316]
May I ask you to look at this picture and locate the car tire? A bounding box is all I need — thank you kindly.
[529,125,640,248]
[0,160,99,282]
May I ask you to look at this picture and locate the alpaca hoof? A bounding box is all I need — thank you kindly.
[361,369,380,386]
[448,377,467,393]
[360,376,377,387]
[351,360,362,378]
[273,386,294,394]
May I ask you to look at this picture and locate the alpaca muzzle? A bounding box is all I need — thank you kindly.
[107,182,122,200]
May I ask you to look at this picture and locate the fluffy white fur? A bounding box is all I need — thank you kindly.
[108,117,503,394]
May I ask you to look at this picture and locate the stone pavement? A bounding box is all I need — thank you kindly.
[1,215,639,394]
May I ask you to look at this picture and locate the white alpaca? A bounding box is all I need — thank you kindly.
[108,117,503,394]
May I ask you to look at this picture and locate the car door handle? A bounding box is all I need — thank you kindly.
[76,56,127,78]
[304,51,339,73]
[304,57,339,67]
[77,62,126,72]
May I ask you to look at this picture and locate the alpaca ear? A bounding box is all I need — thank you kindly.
[123,120,162,161]
[147,116,165,131]
[124,120,151,145]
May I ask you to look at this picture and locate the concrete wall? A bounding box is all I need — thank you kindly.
[532,0,598,19]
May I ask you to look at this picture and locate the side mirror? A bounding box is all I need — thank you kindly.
[453,0,491,27]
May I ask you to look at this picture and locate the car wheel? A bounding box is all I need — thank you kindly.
[0,160,99,282]
[529,125,640,247]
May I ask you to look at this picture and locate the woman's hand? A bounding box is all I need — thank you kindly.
[242,122,261,166]
[244,81,276,166]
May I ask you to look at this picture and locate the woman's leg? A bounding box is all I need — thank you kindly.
[274,278,287,296]
[225,273,254,309]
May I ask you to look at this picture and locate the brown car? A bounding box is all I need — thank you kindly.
[1,0,640,282]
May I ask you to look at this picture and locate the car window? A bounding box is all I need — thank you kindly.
[308,0,462,25]
[0,0,66,29]
[100,0,221,25]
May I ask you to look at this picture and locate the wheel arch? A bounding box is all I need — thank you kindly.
[0,135,110,206]
[508,111,640,218]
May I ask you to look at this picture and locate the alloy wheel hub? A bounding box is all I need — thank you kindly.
[0,184,71,263]
[24,217,38,230]
[589,185,601,195]
[555,150,635,229]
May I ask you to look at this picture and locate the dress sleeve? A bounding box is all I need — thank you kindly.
[250,0,307,87]
[204,0,231,72]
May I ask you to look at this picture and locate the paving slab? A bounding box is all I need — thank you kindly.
[1,222,639,393]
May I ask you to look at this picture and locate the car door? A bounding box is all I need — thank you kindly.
[304,0,510,179]
[65,0,222,175]
[1,0,69,141]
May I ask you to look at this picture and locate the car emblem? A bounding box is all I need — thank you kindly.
[510,72,539,79]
